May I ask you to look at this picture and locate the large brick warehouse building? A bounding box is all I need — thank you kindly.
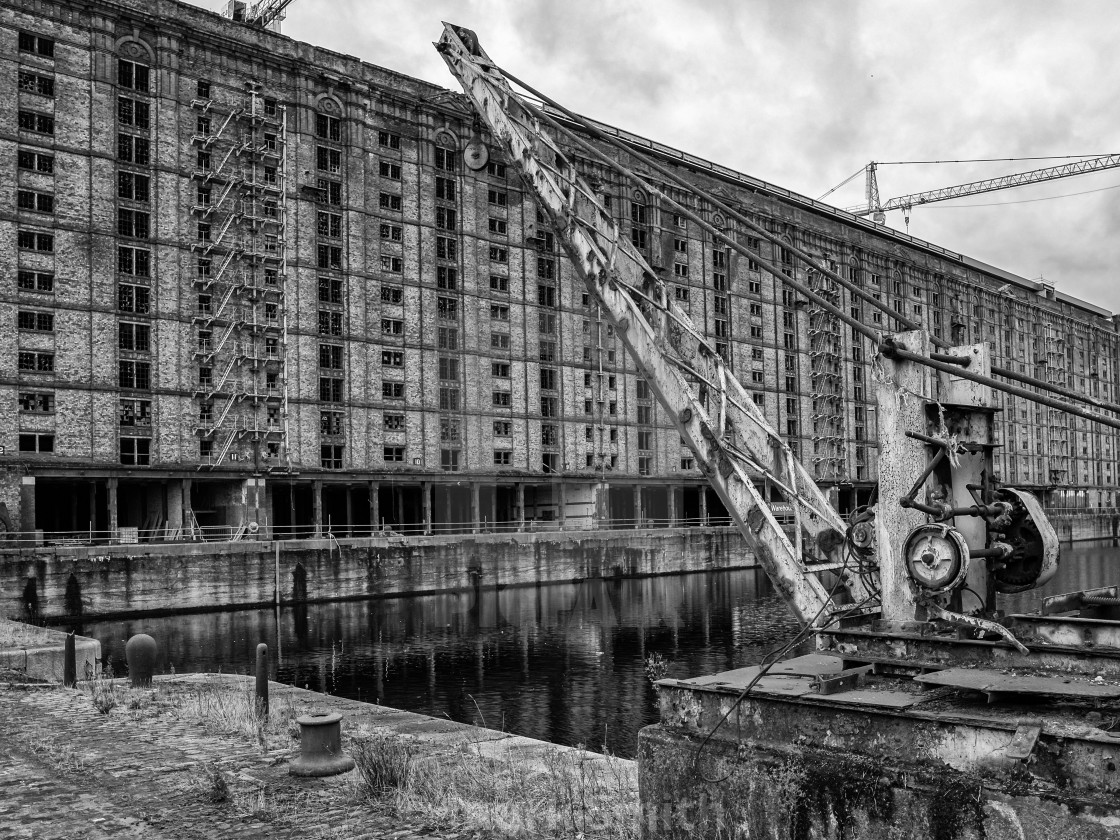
[1,0,1117,541]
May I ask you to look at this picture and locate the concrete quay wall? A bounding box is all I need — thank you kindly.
[0,526,751,621]
[1049,511,1120,543]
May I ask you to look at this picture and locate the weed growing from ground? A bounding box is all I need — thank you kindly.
[352,730,639,840]
[14,733,88,775]
[88,675,118,715]
[352,731,415,791]
[202,763,230,803]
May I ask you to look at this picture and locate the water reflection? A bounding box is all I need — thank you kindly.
[76,541,1120,758]
[81,569,799,757]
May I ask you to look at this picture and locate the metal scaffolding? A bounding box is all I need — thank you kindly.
[189,84,288,471]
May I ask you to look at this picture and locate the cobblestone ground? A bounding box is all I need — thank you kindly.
[0,682,490,840]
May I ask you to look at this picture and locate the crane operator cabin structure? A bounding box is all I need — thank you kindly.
[1,0,1118,543]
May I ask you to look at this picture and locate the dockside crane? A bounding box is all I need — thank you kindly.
[851,154,1120,223]
[437,24,1120,835]
[436,22,1120,671]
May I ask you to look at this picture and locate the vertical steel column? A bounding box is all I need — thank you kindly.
[873,331,934,622]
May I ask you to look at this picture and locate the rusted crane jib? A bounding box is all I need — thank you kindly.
[437,22,868,628]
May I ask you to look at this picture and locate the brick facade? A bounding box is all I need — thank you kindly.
[1,0,1116,539]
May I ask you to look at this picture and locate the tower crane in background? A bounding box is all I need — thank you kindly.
[224,0,295,31]
[849,153,1120,224]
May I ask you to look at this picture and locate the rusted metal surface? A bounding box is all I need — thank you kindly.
[1005,720,1042,760]
[872,330,933,623]
[815,664,874,695]
[914,667,1120,701]
[436,23,873,627]
[826,625,1120,675]
[1008,613,1120,651]
[1041,586,1120,616]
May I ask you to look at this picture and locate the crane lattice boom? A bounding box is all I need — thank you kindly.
[852,154,1120,217]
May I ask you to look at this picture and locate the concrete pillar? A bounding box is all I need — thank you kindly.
[165,479,181,539]
[633,484,643,527]
[594,481,609,528]
[422,481,432,535]
[470,482,480,534]
[667,484,678,527]
[516,482,525,532]
[345,485,353,537]
[182,478,193,539]
[699,487,708,526]
[369,481,379,533]
[312,479,323,537]
[558,481,567,531]
[107,477,119,540]
[89,481,98,539]
[20,476,36,541]
[252,478,264,535]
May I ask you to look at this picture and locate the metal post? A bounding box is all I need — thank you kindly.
[63,633,76,687]
[255,642,269,718]
[873,330,934,623]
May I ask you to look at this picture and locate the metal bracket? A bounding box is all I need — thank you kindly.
[1006,720,1042,761]
[816,665,874,695]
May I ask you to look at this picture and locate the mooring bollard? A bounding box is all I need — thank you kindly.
[125,633,157,688]
[63,633,76,687]
[289,710,355,777]
[255,642,269,718]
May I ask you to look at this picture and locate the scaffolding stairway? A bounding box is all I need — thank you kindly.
[807,267,846,482]
[189,85,290,472]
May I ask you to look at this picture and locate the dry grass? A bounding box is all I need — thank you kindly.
[13,732,90,774]
[352,729,639,840]
[0,618,58,651]
[61,677,639,839]
[178,680,300,752]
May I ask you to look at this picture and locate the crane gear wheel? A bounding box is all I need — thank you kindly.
[990,488,1060,593]
[903,523,970,595]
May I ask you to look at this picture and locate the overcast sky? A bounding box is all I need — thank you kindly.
[188,0,1120,314]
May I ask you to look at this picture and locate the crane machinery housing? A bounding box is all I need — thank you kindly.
[438,22,1120,840]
